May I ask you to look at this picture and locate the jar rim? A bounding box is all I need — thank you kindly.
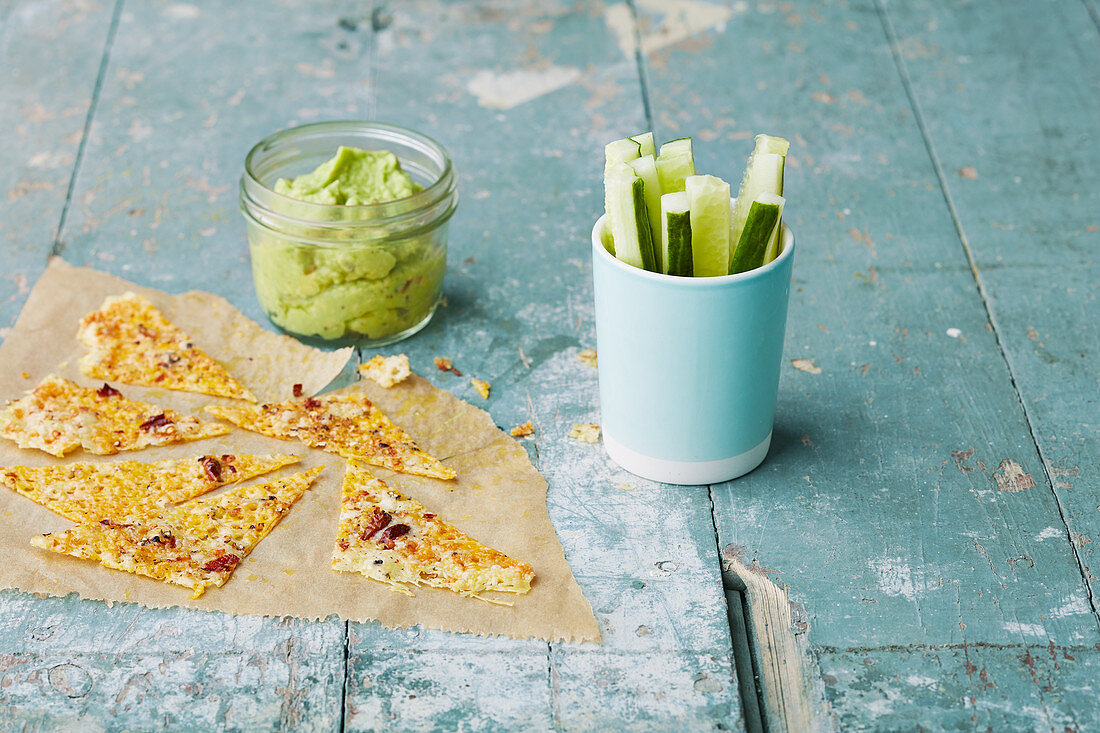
[241,120,455,214]
[239,120,458,245]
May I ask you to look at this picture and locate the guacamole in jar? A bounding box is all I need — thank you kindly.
[248,146,447,341]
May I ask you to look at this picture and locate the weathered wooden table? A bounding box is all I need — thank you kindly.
[1,0,1097,729]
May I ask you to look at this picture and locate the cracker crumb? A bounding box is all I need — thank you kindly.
[569,422,601,443]
[510,421,534,438]
[434,356,462,376]
[792,359,822,374]
[615,483,636,491]
[577,349,598,367]
[20,372,29,379]
[359,354,411,388]
[471,378,490,399]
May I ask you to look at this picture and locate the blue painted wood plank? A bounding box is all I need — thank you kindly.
[636,0,1098,725]
[0,593,344,731]
[0,0,115,335]
[54,0,378,323]
[818,644,1100,731]
[348,0,743,729]
[0,1,372,727]
[2,0,743,728]
[881,0,1100,616]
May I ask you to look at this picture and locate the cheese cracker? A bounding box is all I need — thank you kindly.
[0,375,228,457]
[206,391,454,480]
[332,463,534,602]
[32,466,323,598]
[79,292,256,402]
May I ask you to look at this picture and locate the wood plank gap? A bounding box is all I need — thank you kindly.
[815,640,1100,654]
[723,554,835,733]
[546,641,564,732]
[49,0,124,258]
[624,0,656,137]
[707,484,756,730]
[367,2,387,121]
[726,590,765,733]
[340,619,350,733]
[1082,0,1100,35]
[873,0,1100,630]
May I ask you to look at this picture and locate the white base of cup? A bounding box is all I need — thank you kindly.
[603,432,772,485]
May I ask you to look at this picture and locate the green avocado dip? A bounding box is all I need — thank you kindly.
[273,146,421,205]
[248,146,447,341]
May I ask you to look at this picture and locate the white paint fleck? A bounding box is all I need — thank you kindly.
[1036,527,1063,541]
[163,3,200,19]
[1003,621,1046,637]
[606,0,733,58]
[792,358,821,374]
[946,328,962,338]
[27,151,74,170]
[128,119,152,142]
[869,557,920,601]
[905,675,937,688]
[1050,596,1091,618]
[467,66,582,110]
[296,59,336,79]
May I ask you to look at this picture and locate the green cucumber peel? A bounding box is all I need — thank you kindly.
[729,193,785,274]
[661,191,693,277]
[628,155,663,271]
[629,132,656,157]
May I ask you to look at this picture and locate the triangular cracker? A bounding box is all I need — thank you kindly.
[1,453,300,522]
[0,375,229,457]
[31,465,323,598]
[332,463,534,601]
[79,292,256,402]
[205,391,455,480]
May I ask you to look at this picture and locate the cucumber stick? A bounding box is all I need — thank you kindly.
[660,191,693,277]
[603,138,642,257]
[685,174,730,277]
[729,134,789,265]
[729,193,785,274]
[659,138,693,158]
[605,162,657,271]
[604,137,642,169]
[656,138,695,194]
[628,155,663,271]
[762,217,785,264]
[630,132,656,157]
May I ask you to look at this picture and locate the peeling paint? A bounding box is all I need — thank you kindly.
[1002,622,1046,638]
[993,460,1036,492]
[869,558,920,601]
[605,0,732,59]
[466,66,582,110]
[791,359,821,374]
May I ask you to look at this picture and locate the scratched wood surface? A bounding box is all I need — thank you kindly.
[0,0,739,730]
[0,0,1096,731]
[635,0,1100,728]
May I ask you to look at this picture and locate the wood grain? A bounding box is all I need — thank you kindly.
[637,0,1100,727]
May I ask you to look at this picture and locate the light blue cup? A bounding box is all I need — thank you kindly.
[591,215,795,484]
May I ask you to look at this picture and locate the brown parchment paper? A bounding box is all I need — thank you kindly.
[0,258,600,643]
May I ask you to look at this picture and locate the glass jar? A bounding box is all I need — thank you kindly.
[240,121,457,345]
